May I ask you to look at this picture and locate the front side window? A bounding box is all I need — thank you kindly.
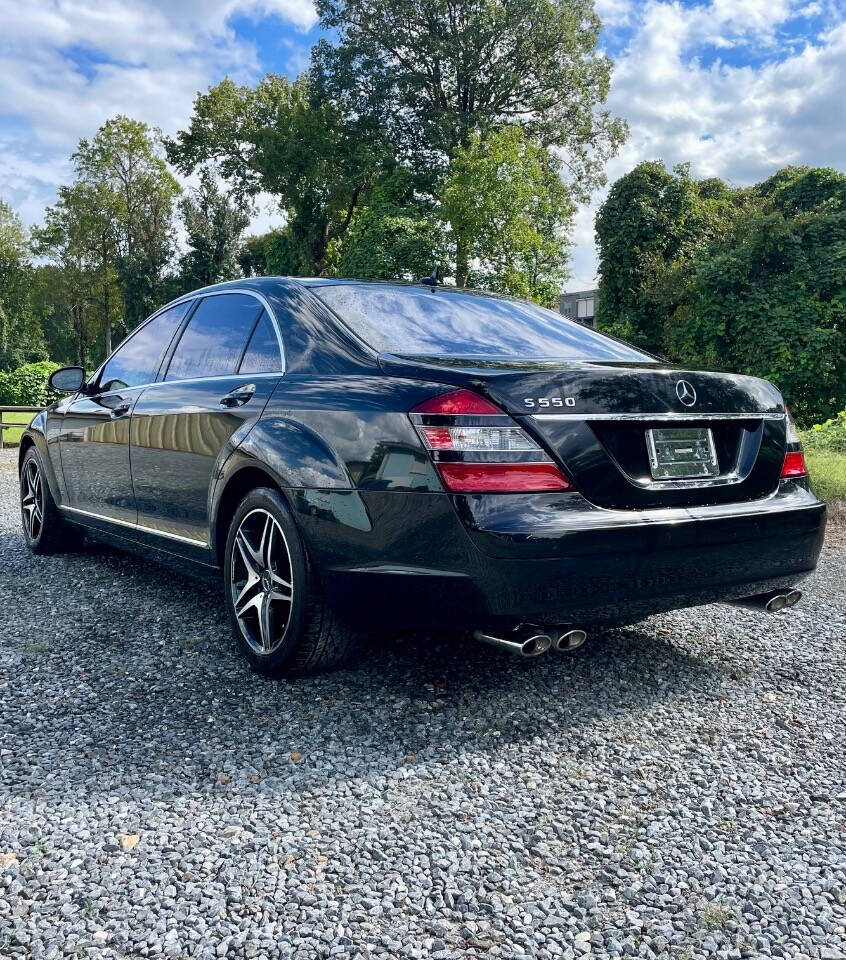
[166,294,262,381]
[239,311,282,374]
[98,301,189,392]
[310,283,654,362]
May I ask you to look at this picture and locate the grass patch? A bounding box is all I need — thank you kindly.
[0,410,33,447]
[700,905,734,930]
[805,449,846,503]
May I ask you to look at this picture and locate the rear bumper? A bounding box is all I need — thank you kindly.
[296,480,826,628]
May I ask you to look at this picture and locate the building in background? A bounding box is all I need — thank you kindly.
[559,288,599,327]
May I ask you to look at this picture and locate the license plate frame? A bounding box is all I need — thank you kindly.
[645,427,720,480]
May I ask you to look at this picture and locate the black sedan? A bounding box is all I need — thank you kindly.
[20,278,826,674]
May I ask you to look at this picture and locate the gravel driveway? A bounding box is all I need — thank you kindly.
[0,449,844,960]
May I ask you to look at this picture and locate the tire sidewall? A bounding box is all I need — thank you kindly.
[223,487,310,673]
[20,447,49,552]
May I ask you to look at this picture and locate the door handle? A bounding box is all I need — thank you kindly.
[219,383,256,408]
[109,401,131,419]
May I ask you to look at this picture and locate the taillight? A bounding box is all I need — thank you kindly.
[781,451,807,477]
[410,389,573,493]
[781,406,808,478]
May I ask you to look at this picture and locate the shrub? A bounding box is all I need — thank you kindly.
[0,360,62,407]
[801,410,846,454]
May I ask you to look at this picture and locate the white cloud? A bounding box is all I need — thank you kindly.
[0,0,317,226]
[568,0,846,289]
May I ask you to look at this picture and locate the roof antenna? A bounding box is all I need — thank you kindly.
[420,265,441,287]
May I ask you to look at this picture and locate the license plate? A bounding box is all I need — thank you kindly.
[646,427,719,480]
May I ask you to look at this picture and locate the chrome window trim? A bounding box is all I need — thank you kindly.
[164,289,286,377]
[59,504,209,548]
[531,412,784,422]
[87,288,286,393]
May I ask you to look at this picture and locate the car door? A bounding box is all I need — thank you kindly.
[129,292,285,546]
[57,301,190,525]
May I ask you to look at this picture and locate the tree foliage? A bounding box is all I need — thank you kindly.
[441,127,573,304]
[0,200,47,370]
[315,0,625,283]
[334,168,447,280]
[167,75,387,275]
[596,163,846,423]
[32,116,180,363]
[178,169,249,290]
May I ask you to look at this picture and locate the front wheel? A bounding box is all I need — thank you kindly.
[223,487,359,676]
[20,447,84,554]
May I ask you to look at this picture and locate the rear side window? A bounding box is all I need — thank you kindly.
[166,294,261,381]
[239,311,282,373]
[98,301,189,392]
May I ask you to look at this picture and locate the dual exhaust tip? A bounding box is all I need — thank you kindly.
[474,626,587,658]
[729,588,802,614]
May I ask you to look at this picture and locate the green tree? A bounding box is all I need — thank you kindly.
[73,116,180,339]
[666,169,846,424]
[0,200,47,369]
[594,161,743,353]
[167,74,387,275]
[31,205,101,369]
[440,127,573,304]
[33,116,180,361]
[314,0,626,283]
[178,169,250,291]
[334,167,447,280]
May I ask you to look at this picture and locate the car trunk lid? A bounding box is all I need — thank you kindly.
[380,354,787,509]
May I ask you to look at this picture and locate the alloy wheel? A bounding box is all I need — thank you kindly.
[230,508,294,655]
[21,459,43,543]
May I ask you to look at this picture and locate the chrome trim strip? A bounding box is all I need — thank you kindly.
[535,485,822,533]
[59,505,209,548]
[531,412,784,422]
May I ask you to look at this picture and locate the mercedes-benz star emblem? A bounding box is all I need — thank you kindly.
[676,379,697,407]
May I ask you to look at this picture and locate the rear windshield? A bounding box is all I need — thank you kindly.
[310,283,654,362]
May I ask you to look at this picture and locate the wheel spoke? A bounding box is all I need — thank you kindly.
[235,588,264,619]
[259,593,273,651]
[234,578,261,617]
[259,513,273,567]
[235,529,262,579]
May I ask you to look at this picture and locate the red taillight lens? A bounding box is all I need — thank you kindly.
[437,462,573,493]
[412,388,502,416]
[781,451,807,478]
[410,389,574,493]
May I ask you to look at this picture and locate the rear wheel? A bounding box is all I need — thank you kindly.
[20,447,83,554]
[223,487,359,676]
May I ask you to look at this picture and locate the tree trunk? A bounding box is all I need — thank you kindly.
[103,280,111,357]
[455,232,470,287]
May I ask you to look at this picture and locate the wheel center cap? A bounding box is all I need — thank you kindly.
[261,571,272,593]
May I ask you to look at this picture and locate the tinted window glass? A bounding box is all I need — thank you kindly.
[239,311,282,373]
[166,294,261,381]
[311,283,655,362]
[98,301,189,392]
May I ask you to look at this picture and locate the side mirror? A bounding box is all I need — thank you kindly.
[48,366,86,394]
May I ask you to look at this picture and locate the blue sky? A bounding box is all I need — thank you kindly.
[1,0,846,286]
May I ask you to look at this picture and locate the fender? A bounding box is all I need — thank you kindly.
[208,417,353,562]
[19,413,63,507]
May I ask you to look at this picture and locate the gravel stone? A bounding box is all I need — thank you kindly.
[1,449,844,958]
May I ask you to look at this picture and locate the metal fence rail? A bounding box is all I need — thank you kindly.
[0,406,43,449]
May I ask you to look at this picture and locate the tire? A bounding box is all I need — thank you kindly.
[223,487,359,676]
[19,446,84,554]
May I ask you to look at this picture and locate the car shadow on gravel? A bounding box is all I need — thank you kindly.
[2,536,721,801]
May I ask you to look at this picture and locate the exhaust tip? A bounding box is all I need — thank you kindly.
[554,628,587,652]
[785,589,802,607]
[522,633,553,657]
[765,594,789,613]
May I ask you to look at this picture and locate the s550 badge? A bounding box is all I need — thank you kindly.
[523,397,576,409]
